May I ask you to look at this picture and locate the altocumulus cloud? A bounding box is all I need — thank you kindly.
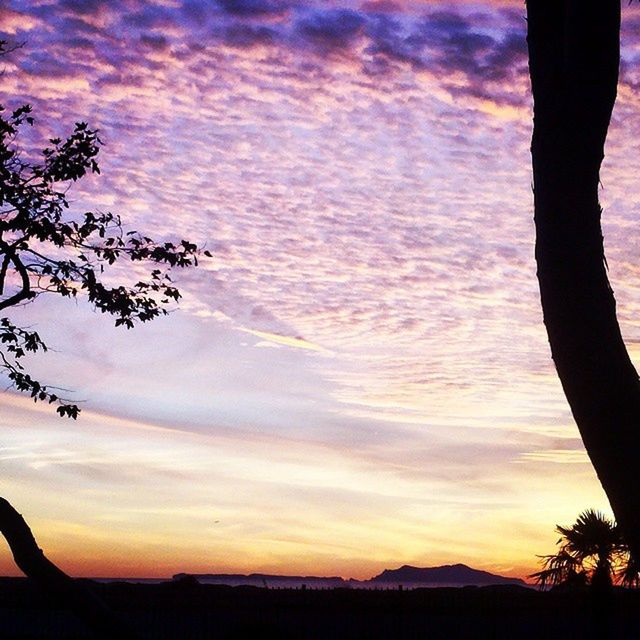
[5,0,640,581]
[216,0,291,17]
[2,1,531,103]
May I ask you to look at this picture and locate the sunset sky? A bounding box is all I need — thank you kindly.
[2,0,640,581]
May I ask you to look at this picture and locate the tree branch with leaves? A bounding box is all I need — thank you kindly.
[0,38,209,638]
[0,98,209,418]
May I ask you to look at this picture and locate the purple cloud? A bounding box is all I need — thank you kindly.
[122,5,177,30]
[140,34,170,52]
[364,14,424,69]
[59,0,105,16]
[216,0,288,17]
[294,9,366,50]
[223,22,276,48]
[361,0,401,15]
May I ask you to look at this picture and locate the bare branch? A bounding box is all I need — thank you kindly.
[0,252,9,295]
[0,250,32,311]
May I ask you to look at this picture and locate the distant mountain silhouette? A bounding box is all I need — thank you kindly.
[175,563,527,588]
[371,564,526,586]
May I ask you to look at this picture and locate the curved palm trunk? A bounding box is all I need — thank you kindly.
[0,497,135,639]
[527,0,640,558]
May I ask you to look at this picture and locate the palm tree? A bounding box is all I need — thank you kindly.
[531,509,639,590]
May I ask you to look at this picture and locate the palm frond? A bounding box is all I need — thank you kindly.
[533,509,638,589]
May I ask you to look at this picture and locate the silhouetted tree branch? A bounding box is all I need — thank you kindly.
[0,247,31,310]
[0,39,207,638]
[0,96,208,417]
[0,498,136,638]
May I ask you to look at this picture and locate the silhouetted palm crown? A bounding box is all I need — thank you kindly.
[531,509,638,589]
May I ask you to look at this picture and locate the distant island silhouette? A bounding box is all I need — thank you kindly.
[174,563,527,588]
[371,564,526,586]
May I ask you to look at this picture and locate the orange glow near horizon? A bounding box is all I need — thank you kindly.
[0,393,610,581]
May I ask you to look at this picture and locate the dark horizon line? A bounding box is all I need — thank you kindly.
[0,562,531,584]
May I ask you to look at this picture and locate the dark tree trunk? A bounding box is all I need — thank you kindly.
[0,497,135,639]
[527,0,640,558]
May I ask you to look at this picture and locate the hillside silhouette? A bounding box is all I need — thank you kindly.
[372,564,526,586]
[176,563,526,589]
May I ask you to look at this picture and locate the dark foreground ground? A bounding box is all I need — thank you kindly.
[1,578,639,639]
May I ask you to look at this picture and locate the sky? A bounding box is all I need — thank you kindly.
[2,0,640,581]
